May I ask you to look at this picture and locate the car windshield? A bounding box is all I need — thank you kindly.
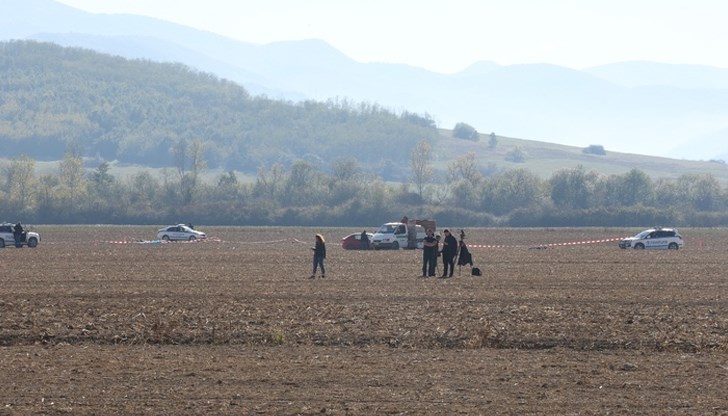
[180,226,193,233]
[376,224,396,234]
[635,230,652,239]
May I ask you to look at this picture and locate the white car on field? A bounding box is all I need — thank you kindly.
[0,222,40,248]
[157,224,206,241]
[619,227,683,250]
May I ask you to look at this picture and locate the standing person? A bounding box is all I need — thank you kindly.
[310,234,326,278]
[421,229,438,277]
[13,222,24,247]
[360,230,370,250]
[440,229,458,278]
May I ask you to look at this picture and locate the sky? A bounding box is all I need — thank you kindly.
[53,0,728,74]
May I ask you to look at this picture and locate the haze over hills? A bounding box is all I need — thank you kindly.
[3,0,728,162]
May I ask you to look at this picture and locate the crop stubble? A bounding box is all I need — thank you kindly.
[1,227,727,415]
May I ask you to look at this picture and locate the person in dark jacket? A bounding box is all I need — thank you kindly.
[457,239,473,275]
[13,222,24,247]
[360,230,370,250]
[421,229,438,277]
[310,234,327,278]
[440,229,458,278]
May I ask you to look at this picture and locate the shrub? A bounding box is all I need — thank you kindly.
[452,122,479,141]
[583,145,606,155]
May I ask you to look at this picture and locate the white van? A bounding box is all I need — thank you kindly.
[371,222,426,249]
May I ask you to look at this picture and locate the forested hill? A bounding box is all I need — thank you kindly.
[0,40,437,177]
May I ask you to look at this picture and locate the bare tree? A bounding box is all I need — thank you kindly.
[445,153,482,209]
[172,139,206,205]
[254,163,285,200]
[173,139,188,180]
[1,156,37,212]
[59,152,85,201]
[410,140,433,198]
[447,152,482,187]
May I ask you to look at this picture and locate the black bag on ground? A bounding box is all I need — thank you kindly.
[471,267,481,276]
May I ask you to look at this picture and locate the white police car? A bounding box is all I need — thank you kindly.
[157,224,206,241]
[0,222,40,248]
[619,227,683,250]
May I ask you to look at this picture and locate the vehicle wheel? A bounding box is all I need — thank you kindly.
[634,243,645,250]
[0,239,4,248]
[27,237,38,248]
[668,242,679,250]
[392,241,399,250]
[189,236,196,241]
[161,235,170,241]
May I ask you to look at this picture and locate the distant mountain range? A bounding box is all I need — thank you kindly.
[4,0,728,161]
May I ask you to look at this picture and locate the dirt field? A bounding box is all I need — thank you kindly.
[1,226,727,415]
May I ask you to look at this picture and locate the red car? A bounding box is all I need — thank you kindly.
[341,232,374,250]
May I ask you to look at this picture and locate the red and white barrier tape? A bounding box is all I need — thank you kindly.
[468,237,624,249]
[104,237,223,244]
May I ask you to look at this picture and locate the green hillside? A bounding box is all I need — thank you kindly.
[3,40,727,184]
[0,40,437,179]
[437,132,728,184]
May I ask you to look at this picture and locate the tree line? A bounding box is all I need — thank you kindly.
[2,149,728,227]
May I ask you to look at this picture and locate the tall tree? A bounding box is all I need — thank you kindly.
[173,139,206,205]
[549,165,597,210]
[410,140,433,198]
[89,161,115,198]
[58,152,85,202]
[447,152,482,210]
[481,168,543,216]
[254,163,285,202]
[447,152,482,186]
[1,155,37,213]
[284,161,321,206]
[677,173,722,211]
[618,168,653,206]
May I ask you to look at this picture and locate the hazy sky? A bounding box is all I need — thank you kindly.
[54,0,728,73]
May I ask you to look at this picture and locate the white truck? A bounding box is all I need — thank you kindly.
[371,219,435,250]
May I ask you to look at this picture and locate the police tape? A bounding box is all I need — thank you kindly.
[103,237,223,244]
[100,237,300,245]
[96,236,625,248]
[467,237,624,249]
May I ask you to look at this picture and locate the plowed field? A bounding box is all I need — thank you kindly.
[2,226,727,415]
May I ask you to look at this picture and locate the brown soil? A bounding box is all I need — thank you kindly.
[1,226,727,415]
